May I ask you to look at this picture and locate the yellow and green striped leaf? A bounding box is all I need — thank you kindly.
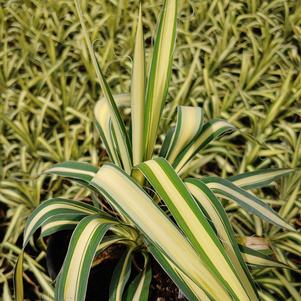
[147,244,209,301]
[45,161,134,227]
[94,94,130,167]
[229,168,294,190]
[40,214,84,237]
[90,163,235,301]
[124,253,152,301]
[44,161,97,187]
[95,236,131,257]
[173,119,235,173]
[75,0,132,173]
[56,214,117,301]
[109,248,133,301]
[15,198,102,301]
[202,176,294,231]
[143,0,177,160]
[138,158,252,301]
[160,127,175,158]
[131,5,145,167]
[185,178,259,300]
[239,245,293,269]
[23,198,101,248]
[164,106,203,164]
[14,252,24,301]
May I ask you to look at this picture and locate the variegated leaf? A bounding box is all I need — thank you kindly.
[131,5,145,167]
[138,158,254,301]
[75,0,132,173]
[164,106,203,164]
[23,198,102,248]
[44,161,98,187]
[109,248,133,301]
[143,0,177,160]
[124,253,152,301]
[229,168,294,190]
[185,178,258,300]
[56,215,117,301]
[173,119,235,173]
[90,163,235,301]
[202,176,294,231]
[94,94,130,167]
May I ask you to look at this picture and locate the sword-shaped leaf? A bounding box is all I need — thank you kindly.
[45,161,134,226]
[44,161,98,187]
[131,5,145,166]
[40,214,84,237]
[164,106,203,164]
[90,163,234,301]
[109,248,133,301]
[56,215,117,301]
[159,127,175,157]
[229,168,294,190]
[23,198,101,248]
[173,119,235,173]
[202,176,294,231]
[185,178,258,300]
[143,0,177,160]
[147,244,210,301]
[124,253,152,301]
[240,245,293,269]
[75,0,132,173]
[138,158,252,301]
[94,94,130,166]
[14,252,24,301]
[14,199,103,301]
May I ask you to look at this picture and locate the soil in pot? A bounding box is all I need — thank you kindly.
[46,230,187,300]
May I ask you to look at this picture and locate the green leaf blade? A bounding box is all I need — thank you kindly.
[143,0,177,160]
[229,168,294,190]
[240,245,293,269]
[94,94,131,167]
[138,158,251,301]
[185,178,259,300]
[109,249,133,301]
[44,161,98,186]
[202,176,294,231]
[74,0,132,173]
[56,214,117,301]
[165,106,203,164]
[131,5,145,167]
[173,119,235,173]
[124,254,152,301]
[23,198,101,248]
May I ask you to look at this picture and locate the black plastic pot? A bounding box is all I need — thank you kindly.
[46,230,187,301]
[46,230,123,300]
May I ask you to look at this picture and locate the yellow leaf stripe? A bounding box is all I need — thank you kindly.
[131,5,145,166]
[143,0,177,160]
[94,94,130,167]
[202,177,294,231]
[165,106,203,164]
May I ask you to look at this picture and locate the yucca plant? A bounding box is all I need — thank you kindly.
[15,0,296,300]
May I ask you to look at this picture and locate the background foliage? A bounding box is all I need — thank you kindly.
[0,0,301,300]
